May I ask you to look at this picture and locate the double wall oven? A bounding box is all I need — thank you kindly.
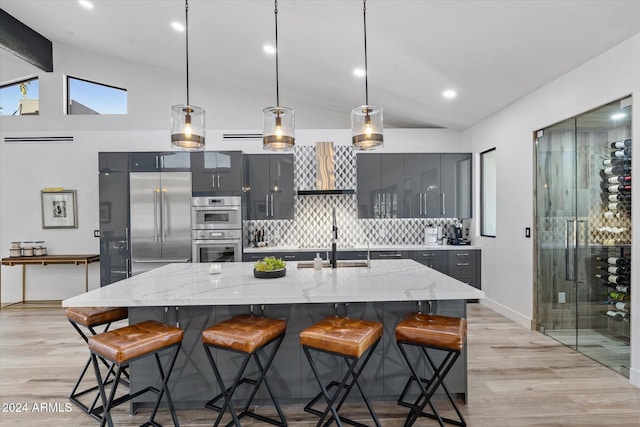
[191,196,242,262]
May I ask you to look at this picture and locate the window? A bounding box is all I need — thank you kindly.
[0,77,39,116]
[66,76,127,114]
[481,148,497,237]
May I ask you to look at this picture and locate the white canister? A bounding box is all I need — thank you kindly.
[22,241,34,256]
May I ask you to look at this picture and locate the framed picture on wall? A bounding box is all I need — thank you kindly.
[41,190,78,229]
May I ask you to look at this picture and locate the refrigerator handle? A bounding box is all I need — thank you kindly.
[153,188,159,242]
[161,187,167,242]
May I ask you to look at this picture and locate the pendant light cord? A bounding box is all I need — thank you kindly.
[185,0,190,106]
[363,0,369,106]
[274,0,280,109]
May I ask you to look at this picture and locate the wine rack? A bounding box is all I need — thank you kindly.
[596,137,631,327]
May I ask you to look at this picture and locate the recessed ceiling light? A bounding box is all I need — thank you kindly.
[442,90,457,99]
[263,45,276,54]
[171,22,185,31]
[78,0,94,9]
[353,68,365,77]
[611,113,626,120]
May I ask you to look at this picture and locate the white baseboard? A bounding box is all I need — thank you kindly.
[630,367,640,389]
[479,298,532,329]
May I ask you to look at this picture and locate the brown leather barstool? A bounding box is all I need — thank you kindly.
[395,312,467,427]
[202,313,287,426]
[66,307,129,419]
[300,316,383,427]
[88,320,183,427]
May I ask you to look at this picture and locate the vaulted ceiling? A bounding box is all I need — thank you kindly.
[2,0,639,130]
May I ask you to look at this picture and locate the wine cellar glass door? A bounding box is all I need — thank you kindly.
[536,97,632,376]
[535,115,579,350]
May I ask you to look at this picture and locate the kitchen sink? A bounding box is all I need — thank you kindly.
[297,261,369,269]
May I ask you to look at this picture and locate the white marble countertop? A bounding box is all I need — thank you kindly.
[62,260,484,307]
[244,244,480,253]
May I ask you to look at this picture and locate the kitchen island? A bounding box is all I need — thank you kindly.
[63,260,484,408]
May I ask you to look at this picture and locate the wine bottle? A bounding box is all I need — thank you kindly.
[608,291,629,302]
[610,139,632,149]
[606,175,631,184]
[611,148,632,158]
[596,256,631,267]
[604,301,630,311]
[605,310,629,321]
[606,184,631,193]
[607,202,631,211]
[596,265,630,276]
[602,158,631,167]
[603,165,632,175]
[607,193,632,202]
[603,211,624,219]
[596,274,630,286]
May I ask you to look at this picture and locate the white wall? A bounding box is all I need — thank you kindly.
[464,34,640,387]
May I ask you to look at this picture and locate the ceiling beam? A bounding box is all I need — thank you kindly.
[0,9,53,72]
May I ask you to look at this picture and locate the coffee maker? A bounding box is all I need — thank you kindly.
[425,225,438,246]
[448,224,470,245]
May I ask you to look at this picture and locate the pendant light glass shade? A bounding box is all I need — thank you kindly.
[352,0,383,150]
[263,106,295,151]
[171,104,205,150]
[170,0,205,151]
[351,105,383,150]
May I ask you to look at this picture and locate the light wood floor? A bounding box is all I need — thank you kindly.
[1,303,639,426]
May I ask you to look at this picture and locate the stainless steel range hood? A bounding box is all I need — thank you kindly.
[297,142,355,195]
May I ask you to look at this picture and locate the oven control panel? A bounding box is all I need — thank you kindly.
[192,229,242,240]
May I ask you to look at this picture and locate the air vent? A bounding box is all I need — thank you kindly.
[3,136,74,143]
[221,133,262,141]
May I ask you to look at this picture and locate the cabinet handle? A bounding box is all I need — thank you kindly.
[421,253,434,257]
[155,156,159,169]
[357,254,367,258]
[379,253,401,258]
[456,262,470,266]
[160,156,165,169]
[456,253,470,256]
[419,193,423,215]
[284,255,296,259]
[212,175,216,188]
[265,195,270,217]
[423,193,427,215]
[217,174,221,187]
[270,194,274,217]
[441,193,445,215]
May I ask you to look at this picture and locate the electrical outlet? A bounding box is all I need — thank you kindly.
[94,230,100,238]
[558,292,566,304]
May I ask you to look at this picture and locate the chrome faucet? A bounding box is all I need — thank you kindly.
[331,207,338,268]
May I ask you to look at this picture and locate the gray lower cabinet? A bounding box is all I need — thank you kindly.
[411,250,448,274]
[243,251,315,262]
[447,250,481,290]
[129,300,468,409]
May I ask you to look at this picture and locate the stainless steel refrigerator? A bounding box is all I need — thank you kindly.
[130,172,192,275]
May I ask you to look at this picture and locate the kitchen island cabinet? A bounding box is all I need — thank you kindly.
[63,260,483,408]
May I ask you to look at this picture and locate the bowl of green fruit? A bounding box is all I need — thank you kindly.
[253,257,286,279]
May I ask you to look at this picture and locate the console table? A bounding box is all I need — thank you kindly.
[0,254,99,309]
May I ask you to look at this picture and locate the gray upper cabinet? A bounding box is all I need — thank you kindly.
[129,152,191,172]
[244,154,294,220]
[441,153,472,219]
[357,154,404,218]
[191,151,243,195]
[359,153,472,219]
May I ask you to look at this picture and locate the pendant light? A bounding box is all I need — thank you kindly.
[171,0,205,150]
[351,0,383,150]
[263,0,295,151]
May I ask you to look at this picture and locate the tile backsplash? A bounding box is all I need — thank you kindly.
[244,145,460,248]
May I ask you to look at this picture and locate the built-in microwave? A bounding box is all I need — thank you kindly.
[191,196,242,230]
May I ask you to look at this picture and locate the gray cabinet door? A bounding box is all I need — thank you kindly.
[356,154,380,218]
[380,154,405,218]
[404,155,423,218]
[130,152,191,172]
[244,154,294,220]
[441,153,472,218]
[99,168,130,286]
[411,250,447,274]
[422,154,442,217]
[191,151,243,195]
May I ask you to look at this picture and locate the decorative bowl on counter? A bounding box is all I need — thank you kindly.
[253,268,286,279]
[253,256,287,279]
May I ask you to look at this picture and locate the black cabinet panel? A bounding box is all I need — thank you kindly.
[129,152,191,171]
